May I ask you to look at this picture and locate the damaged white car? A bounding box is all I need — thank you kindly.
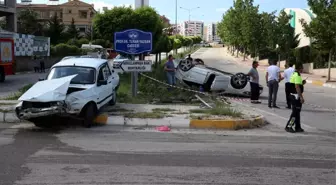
[15,58,120,128]
[175,58,263,96]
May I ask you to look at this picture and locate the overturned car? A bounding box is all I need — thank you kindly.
[15,58,120,128]
[174,57,263,96]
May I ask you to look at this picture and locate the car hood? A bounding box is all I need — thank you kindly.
[18,75,77,102]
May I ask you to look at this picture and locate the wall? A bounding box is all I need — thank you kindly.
[14,56,62,72]
[303,63,313,73]
[312,68,336,78]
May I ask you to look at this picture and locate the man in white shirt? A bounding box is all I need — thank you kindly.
[283,63,295,109]
[265,59,283,108]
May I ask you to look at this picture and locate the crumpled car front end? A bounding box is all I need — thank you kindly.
[15,101,67,120]
[14,75,81,121]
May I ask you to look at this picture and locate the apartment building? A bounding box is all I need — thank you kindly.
[180,21,204,37]
[0,0,17,32]
[17,0,96,34]
[206,23,220,42]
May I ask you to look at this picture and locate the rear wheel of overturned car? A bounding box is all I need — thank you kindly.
[82,103,96,128]
[230,72,248,89]
[194,58,205,65]
[178,59,193,71]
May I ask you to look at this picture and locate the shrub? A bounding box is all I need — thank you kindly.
[53,43,82,56]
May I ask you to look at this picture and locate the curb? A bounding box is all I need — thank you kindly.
[306,80,336,89]
[189,116,265,130]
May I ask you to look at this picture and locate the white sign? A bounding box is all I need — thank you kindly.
[120,60,152,72]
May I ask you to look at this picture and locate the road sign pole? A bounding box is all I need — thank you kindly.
[131,55,138,97]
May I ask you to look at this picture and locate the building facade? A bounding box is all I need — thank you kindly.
[283,8,315,48]
[206,23,220,42]
[179,21,204,37]
[0,0,17,32]
[17,0,96,34]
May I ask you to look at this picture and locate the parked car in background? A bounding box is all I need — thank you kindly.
[15,58,120,128]
[111,54,132,74]
[175,57,263,97]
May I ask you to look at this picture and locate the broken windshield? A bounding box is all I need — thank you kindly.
[47,66,96,84]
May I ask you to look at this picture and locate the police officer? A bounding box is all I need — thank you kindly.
[285,64,306,133]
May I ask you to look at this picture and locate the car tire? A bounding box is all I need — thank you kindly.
[29,118,53,128]
[109,91,117,106]
[178,59,193,71]
[195,58,204,65]
[230,72,248,89]
[0,67,5,83]
[82,103,96,128]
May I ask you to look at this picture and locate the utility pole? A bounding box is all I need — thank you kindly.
[175,0,177,35]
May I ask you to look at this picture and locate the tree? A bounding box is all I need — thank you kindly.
[67,18,80,39]
[301,0,336,81]
[46,13,65,45]
[94,6,164,46]
[17,9,44,35]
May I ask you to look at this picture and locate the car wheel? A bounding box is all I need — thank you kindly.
[109,91,117,106]
[230,72,248,89]
[82,103,96,128]
[195,58,204,65]
[0,67,5,82]
[178,59,193,71]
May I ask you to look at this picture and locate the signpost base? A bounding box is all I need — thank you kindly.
[131,71,138,97]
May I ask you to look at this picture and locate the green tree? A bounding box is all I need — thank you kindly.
[301,0,336,80]
[46,13,65,45]
[17,9,44,35]
[67,18,80,39]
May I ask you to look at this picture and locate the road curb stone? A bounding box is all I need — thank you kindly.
[189,116,265,130]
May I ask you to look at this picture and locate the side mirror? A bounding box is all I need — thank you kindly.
[38,78,45,81]
[97,80,108,86]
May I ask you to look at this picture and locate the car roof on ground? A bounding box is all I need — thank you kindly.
[53,58,108,69]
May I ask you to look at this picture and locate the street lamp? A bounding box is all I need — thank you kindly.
[180,6,200,22]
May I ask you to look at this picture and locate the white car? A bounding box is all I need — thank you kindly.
[15,58,120,128]
[175,58,263,97]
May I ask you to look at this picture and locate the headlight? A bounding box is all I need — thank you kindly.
[67,96,79,103]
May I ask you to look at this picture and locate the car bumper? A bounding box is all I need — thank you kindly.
[15,105,66,120]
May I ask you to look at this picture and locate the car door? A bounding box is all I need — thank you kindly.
[96,63,112,107]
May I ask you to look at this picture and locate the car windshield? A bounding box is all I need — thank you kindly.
[47,66,96,84]
[115,54,131,59]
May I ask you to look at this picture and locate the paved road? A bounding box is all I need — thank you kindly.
[0,123,335,185]
[197,48,336,133]
[0,47,335,185]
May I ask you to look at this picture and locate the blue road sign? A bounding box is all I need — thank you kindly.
[114,29,152,55]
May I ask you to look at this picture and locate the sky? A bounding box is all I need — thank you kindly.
[31,0,309,24]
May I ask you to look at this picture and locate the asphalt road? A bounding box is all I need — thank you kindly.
[0,47,335,184]
[197,48,336,133]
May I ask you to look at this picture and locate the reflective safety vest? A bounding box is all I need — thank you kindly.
[289,71,304,94]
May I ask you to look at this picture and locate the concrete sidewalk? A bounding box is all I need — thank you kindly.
[221,48,336,89]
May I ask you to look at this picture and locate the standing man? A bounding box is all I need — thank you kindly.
[247,61,261,104]
[265,59,282,108]
[164,55,176,90]
[283,63,295,109]
[285,64,306,133]
[39,57,45,73]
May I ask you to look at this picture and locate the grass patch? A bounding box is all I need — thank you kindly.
[152,108,176,112]
[189,104,242,118]
[173,111,189,114]
[117,47,201,104]
[124,112,166,119]
[3,84,33,100]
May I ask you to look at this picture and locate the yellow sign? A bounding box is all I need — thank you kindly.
[1,42,13,62]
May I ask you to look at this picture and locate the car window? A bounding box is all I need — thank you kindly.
[47,66,95,84]
[98,64,111,81]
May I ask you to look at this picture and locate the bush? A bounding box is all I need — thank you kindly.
[52,43,82,56]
